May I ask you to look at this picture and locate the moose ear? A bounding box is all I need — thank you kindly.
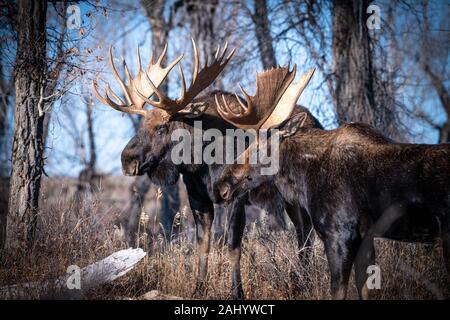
[276,111,308,139]
[178,102,209,118]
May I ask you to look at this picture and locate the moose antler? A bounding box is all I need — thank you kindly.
[215,66,315,130]
[93,44,183,116]
[135,39,236,115]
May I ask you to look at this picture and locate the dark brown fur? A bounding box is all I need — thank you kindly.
[214,122,450,299]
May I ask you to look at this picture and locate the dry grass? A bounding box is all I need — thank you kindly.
[0,177,448,300]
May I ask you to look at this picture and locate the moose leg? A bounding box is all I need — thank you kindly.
[285,203,314,294]
[354,204,407,299]
[323,228,361,300]
[353,233,375,300]
[226,198,246,299]
[188,195,214,297]
[285,203,314,263]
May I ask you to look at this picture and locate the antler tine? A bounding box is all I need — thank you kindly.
[178,63,187,102]
[220,41,229,60]
[164,53,184,71]
[261,66,315,130]
[234,94,248,115]
[93,42,184,116]
[215,94,235,117]
[214,44,220,59]
[92,78,147,116]
[222,95,237,115]
[93,77,124,108]
[135,72,167,109]
[106,84,125,105]
[191,38,199,83]
[92,78,113,106]
[109,46,132,105]
[215,93,243,118]
[225,47,236,62]
[216,83,251,125]
[216,64,307,130]
[215,94,228,115]
[147,50,154,69]
[237,84,251,111]
[122,59,133,89]
[134,38,235,115]
[156,43,168,66]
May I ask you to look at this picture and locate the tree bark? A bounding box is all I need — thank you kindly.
[332,0,377,127]
[251,0,277,69]
[6,0,47,250]
[77,95,98,193]
[86,99,96,172]
[0,3,15,249]
[0,84,8,178]
[419,61,450,143]
[0,47,12,178]
[184,0,218,64]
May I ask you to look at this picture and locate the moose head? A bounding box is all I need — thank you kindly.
[213,66,315,202]
[93,39,235,185]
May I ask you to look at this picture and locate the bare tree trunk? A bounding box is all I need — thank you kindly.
[86,99,96,172]
[77,95,97,193]
[0,50,12,178]
[0,87,8,177]
[332,0,377,127]
[0,92,8,247]
[420,62,450,143]
[251,0,277,69]
[6,0,47,250]
[184,0,217,63]
[42,2,67,147]
[439,123,450,144]
[0,177,8,249]
[0,4,15,249]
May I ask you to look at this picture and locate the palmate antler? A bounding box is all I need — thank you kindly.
[136,39,235,115]
[93,39,235,116]
[215,66,315,130]
[93,44,183,116]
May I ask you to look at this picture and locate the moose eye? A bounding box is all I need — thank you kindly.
[156,124,168,135]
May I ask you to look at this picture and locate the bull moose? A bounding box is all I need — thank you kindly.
[93,40,322,299]
[213,65,450,299]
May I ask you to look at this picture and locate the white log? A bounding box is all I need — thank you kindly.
[139,290,185,300]
[0,248,146,299]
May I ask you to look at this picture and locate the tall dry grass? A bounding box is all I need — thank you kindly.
[0,177,448,299]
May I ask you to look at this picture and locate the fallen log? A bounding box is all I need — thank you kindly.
[139,290,186,300]
[0,248,146,299]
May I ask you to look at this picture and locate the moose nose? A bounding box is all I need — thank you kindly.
[123,160,139,176]
[219,183,232,200]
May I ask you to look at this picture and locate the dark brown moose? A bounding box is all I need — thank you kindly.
[213,67,450,299]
